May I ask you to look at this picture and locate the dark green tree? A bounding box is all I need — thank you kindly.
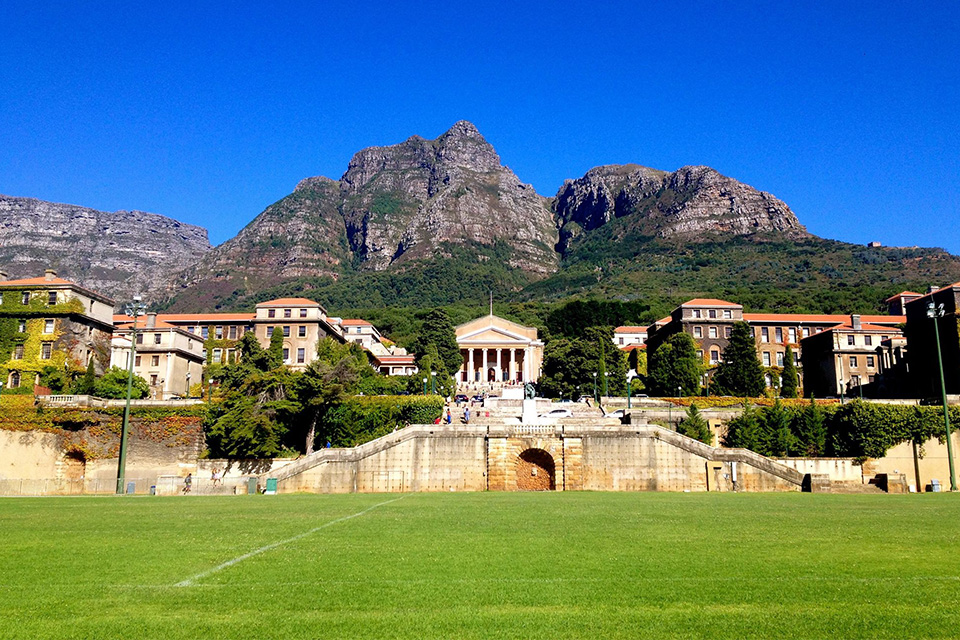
[722,403,764,451]
[796,396,826,456]
[711,322,764,397]
[294,337,365,454]
[73,359,96,395]
[268,326,285,369]
[410,309,461,375]
[781,345,799,398]
[677,403,712,444]
[93,366,149,399]
[538,337,593,399]
[647,332,702,396]
[411,343,456,397]
[763,399,796,457]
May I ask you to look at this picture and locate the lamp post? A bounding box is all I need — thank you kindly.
[116,295,146,495]
[603,372,609,399]
[431,371,437,396]
[422,377,427,395]
[627,372,635,409]
[185,371,191,399]
[927,301,957,491]
[592,372,598,403]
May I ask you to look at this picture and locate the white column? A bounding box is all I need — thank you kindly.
[522,348,529,382]
[483,349,489,381]
[468,349,474,383]
[509,348,516,382]
[496,349,502,382]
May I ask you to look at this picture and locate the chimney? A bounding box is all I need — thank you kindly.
[146,312,157,329]
[44,269,57,281]
[851,314,861,331]
[928,285,940,294]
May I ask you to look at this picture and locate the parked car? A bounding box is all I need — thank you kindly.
[454,394,469,403]
[538,408,573,419]
[603,409,626,419]
[471,395,485,403]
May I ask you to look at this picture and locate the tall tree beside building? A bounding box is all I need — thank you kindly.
[722,403,763,451]
[711,322,765,397]
[268,327,285,369]
[410,309,461,375]
[796,396,826,456]
[763,399,796,457]
[647,332,702,396]
[781,345,799,398]
[677,403,712,444]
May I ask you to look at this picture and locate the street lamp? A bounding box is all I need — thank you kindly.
[431,371,437,396]
[592,372,598,403]
[927,301,957,491]
[422,376,427,395]
[627,371,636,409]
[185,371,191,398]
[603,371,609,399]
[116,295,147,495]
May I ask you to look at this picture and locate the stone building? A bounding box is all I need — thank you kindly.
[614,326,647,348]
[904,284,960,396]
[252,298,344,371]
[455,314,544,387]
[0,269,114,390]
[111,313,205,399]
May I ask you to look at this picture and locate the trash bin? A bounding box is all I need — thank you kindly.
[931,479,942,492]
[126,481,136,494]
[247,477,258,495]
[149,485,156,495]
[265,478,278,495]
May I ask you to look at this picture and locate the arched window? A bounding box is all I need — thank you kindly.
[10,371,21,389]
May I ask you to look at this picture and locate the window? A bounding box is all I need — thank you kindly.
[881,335,889,342]
[228,326,237,340]
[710,350,720,364]
[762,352,771,366]
[697,350,704,359]
[18,320,25,333]
[21,291,30,305]
[788,328,797,343]
[282,348,290,363]
[723,310,732,319]
[135,355,141,367]
[201,326,209,339]
[13,345,23,360]
[793,352,799,365]
[213,349,222,364]
[283,308,292,319]
[694,326,702,338]
[136,333,144,344]
[265,326,273,336]
[0,293,3,304]
[708,309,717,319]
[298,326,306,337]
[693,309,702,318]
[227,349,235,364]
[775,328,783,343]
[816,327,823,334]
[299,309,307,318]
[150,374,158,386]
[282,326,290,337]
[776,352,784,366]
[10,371,21,389]
[864,335,872,346]
[48,291,57,305]
[764,373,773,388]
[619,337,624,345]
[709,327,718,338]
[215,326,223,339]
[761,327,769,342]
[154,333,162,344]
[268,309,276,318]
[867,355,875,368]
[802,327,810,338]
[151,355,160,366]
[724,327,732,338]
[41,342,52,359]
[850,356,858,368]
[851,375,860,387]
[847,335,855,346]
[297,348,305,364]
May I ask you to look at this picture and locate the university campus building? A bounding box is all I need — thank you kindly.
[455,314,544,390]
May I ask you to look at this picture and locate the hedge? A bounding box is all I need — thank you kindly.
[324,395,445,447]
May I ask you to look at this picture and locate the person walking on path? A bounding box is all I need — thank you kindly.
[182,473,192,494]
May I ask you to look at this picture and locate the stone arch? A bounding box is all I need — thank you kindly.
[516,448,555,491]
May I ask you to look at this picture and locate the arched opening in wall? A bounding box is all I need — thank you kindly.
[62,449,87,484]
[516,448,555,491]
[487,367,497,382]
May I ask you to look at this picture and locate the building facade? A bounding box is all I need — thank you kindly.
[455,314,544,387]
[111,313,205,399]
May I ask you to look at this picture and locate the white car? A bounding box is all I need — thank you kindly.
[603,409,626,419]
[538,408,573,419]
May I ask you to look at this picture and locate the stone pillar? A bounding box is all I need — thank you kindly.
[522,348,529,382]
[509,348,516,382]
[483,349,489,382]
[496,349,502,382]
[468,349,474,383]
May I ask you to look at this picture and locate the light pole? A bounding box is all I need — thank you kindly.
[116,295,146,495]
[422,376,427,395]
[431,371,437,396]
[592,372,598,403]
[185,371,191,399]
[603,372,609,399]
[627,372,636,409]
[927,301,957,491]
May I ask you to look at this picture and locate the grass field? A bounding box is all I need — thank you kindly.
[2,492,959,639]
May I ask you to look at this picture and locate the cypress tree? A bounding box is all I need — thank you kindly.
[781,344,799,398]
[268,327,284,369]
[711,322,764,397]
[647,332,702,396]
[763,399,796,457]
[799,396,826,456]
[723,402,763,451]
[411,309,461,375]
[678,403,712,444]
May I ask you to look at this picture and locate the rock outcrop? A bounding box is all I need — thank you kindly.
[555,164,809,254]
[0,195,210,301]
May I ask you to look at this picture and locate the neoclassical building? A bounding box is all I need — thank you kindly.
[455,314,544,385]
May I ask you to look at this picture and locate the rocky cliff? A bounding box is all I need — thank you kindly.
[554,164,809,255]
[0,196,210,302]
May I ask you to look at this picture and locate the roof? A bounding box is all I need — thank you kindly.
[824,322,902,333]
[341,319,372,326]
[681,298,740,307]
[113,313,254,324]
[743,313,905,324]
[115,319,180,330]
[256,297,321,307]
[1,275,115,304]
[615,326,648,333]
[620,344,646,351]
[884,291,922,302]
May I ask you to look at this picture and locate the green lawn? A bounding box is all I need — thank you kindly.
[1,492,958,639]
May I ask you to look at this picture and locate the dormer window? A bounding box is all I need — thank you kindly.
[48,291,57,305]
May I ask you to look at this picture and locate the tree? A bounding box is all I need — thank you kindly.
[410,309,461,375]
[538,327,627,400]
[411,343,456,397]
[647,332,702,396]
[94,366,149,399]
[677,403,712,444]
[711,322,764,397]
[295,338,365,454]
[780,345,799,398]
[268,326,285,369]
[763,399,796,457]
[72,360,96,395]
[796,396,826,456]
[722,403,763,451]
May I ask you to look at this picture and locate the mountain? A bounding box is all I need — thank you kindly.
[0,195,210,301]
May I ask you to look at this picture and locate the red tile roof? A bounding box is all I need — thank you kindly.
[743,313,904,324]
[825,322,903,333]
[614,326,648,333]
[681,298,740,307]
[114,313,254,324]
[256,297,321,306]
[341,319,372,326]
[620,344,646,351]
[884,291,922,302]
[1,276,75,286]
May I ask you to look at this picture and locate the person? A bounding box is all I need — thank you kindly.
[446,408,452,424]
[463,406,470,424]
[182,473,192,494]
[213,468,223,486]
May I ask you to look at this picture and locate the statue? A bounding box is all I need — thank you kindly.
[524,382,536,400]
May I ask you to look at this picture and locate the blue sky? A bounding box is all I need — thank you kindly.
[1,2,957,252]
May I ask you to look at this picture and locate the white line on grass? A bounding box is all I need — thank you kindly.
[174,494,409,587]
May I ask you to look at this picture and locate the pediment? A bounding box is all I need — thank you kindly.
[458,326,532,345]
